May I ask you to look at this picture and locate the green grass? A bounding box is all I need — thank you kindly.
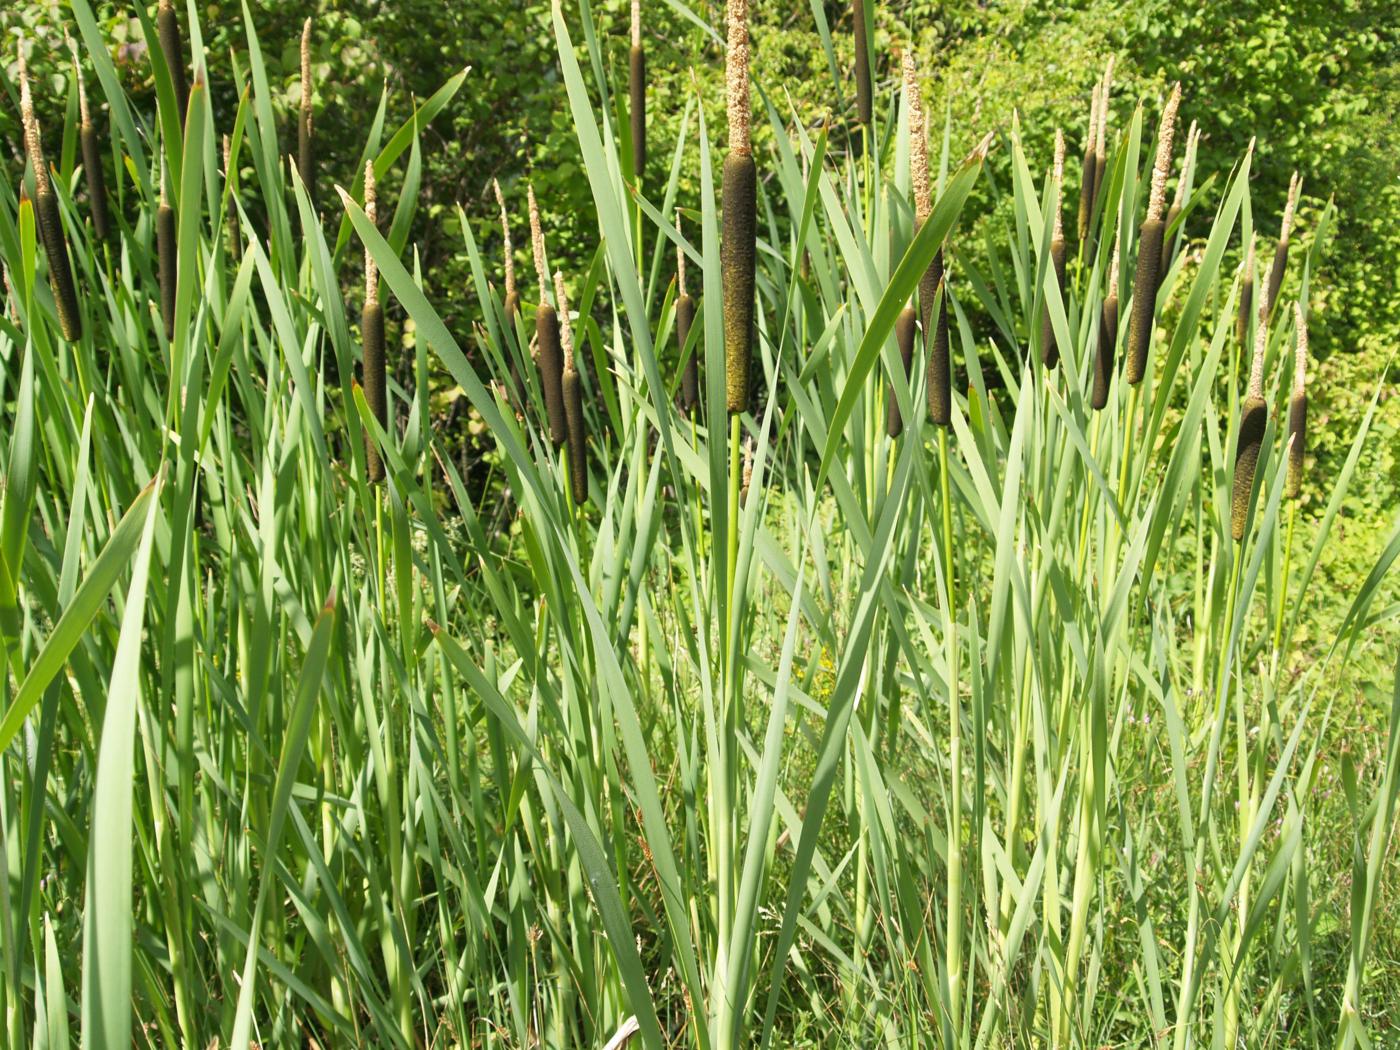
[1,1,1398,1048]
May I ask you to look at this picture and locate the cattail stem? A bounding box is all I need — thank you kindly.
[1236,240,1254,350]
[362,161,387,483]
[298,18,314,197]
[158,0,188,118]
[529,185,567,444]
[1124,83,1180,386]
[722,0,755,414]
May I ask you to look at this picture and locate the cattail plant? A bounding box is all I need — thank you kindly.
[1076,81,1101,244]
[362,162,387,483]
[1236,238,1254,350]
[1160,119,1199,277]
[1287,302,1308,500]
[1090,58,1114,222]
[157,0,188,116]
[1231,297,1270,541]
[298,18,314,197]
[556,272,587,504]
[903,50,950,426]
[852,0,872,134]
[886,305,917,437]
[1041,129,1067,369]
[493,179,527,404]
[19,46,82,341]
[629,0,645,180]
[69,38,110,241]
[530,184,567,445]
[1125,82,1181,385]
[722,0,756,415]
[676,210,699,416]
[157,157,176,340]
[1265,172,1301,319]
[1092,221,1121,410]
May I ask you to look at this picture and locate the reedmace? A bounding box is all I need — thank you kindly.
[530,184,567,445]
[1041,130,1067,368]
[903,50,950,425]
[677,211,699,415]
[557,272,588,504]
[298,19,315,197]
[1287,303,1308,499]
[722,0,756,414]
[1125,82,1181,385]
[629,0,646,179]
[1231,297,1270,541]
[69,38,110,241]
[1265,172,1301,318]
[362,162,387,482]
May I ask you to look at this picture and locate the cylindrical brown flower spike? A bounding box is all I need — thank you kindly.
[1092,222,1121,410]
[1041,129,1068,369]
[157,0,188,117]
[1265,172,1301,320]
[530,184,568,445]
[1286,302,1308,500]
[1125,82,1181,386]
[1159,120,1198,277]
[887,306,917,437]
[722,0,757,414]
[493,178,526,403]
[1231,298,1270,542]
[1077,82,1100,245]
[903,50,950,426]
[157,158,176,340]
[1236,238,1254,350]
[298,18,314,197]
[677,210,699,415]
[70,40,110,241]
[362,162,388,483]
[1090,58,1114,222]
[557,272,588,504]
[852,0,872,132]
[630,0,646,180]
[20,47,82,341]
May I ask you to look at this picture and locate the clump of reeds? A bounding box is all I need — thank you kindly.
[1160,120,1198,276]
[530,184,567,444]
[1231,297,1269,541]
[630,0,646,180]
[1077,81,1101,244]
[556,272,588,503]
[362,161,387,483]
[722,0,757,414]
[19,45,82,341]
[1092,220,1121,410]
[903,50,950,426]
[852,0,872,132]
[298,18,315,196]
[1125,82,1181,385]
[1287,302,1308,500]
[1089,58,1114,224]
[69,38,110,241]
[1236,237,1254,350]
[157,157,176,340]
[1041,129,1067,369]
[676,210,699,416]
[1265,172,1301,318]
[157,0,188,116]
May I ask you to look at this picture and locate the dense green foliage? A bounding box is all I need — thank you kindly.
[1,1,1399,1047]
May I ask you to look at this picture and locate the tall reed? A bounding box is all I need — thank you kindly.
[1265,172,1301,318]
[157,0,188,116]
[1231,296,1270,541]
[630,0,646,180]
[157,157,176,340]
[19,45,82,341]
[1041,129,1067,368]
[722,0,756,414]
[1287,302,1308,499]
[362,161,387,482]
[1125,82,1181,385]
[298,18,314,196]
[1092,221,1121,410]
[70,39,110,241]
[557,272,588,504]
[677,211,699,415]
[530,184,567,445]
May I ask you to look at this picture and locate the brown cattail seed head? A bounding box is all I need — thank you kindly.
[362,299,387,483]
[725,0,751,155]
[1092,222,1122,410]
[557,272,587,502]
[852,0,872,129]
[925,252,951,425]
[157,157,176,340]
[1090,58,1114,217]
[1287,302,1308,499]
[903,50,931,225]
[1077,81,1101,243]
[298,18,314,195]
[1265,172,1301,318]
[157,0,188,116]
[1232,300,1270,541]
[1041,131,1067,368]
[722,150,757,412]
[71,42,111,241]
[630,0,646,180]
[677,209,699,415]
[1147,83,1182,222]
[887,305,917,437]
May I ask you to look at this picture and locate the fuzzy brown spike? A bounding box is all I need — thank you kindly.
[677,210,699,415]
[157,0,188,117]
[494,179,517,304]
[1041,130,1068,368]
[1092,222,1123,410]
[1231,297,1271,540]
[1077,82,1101,244]
[630,0,646,180]
[1124,84,1180,385]
[157,157,176,340]
[725,0,751,156]
[557,272,587,502]
[528,186,566,444]
[852,0,872,131]
[1090,58,1114,218]
[70,40,111,241]
[1286,302,1308,499]
[359,162,387,482]
[722,0,756,414]
[1236,239,1254,350]
[1265,172,1301,318]
[903,50,931,225]
[298,18,314,197]
[925,254,951,425]
[887,306,918,437]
